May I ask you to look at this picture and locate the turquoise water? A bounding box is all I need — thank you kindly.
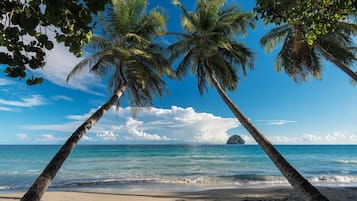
[1,145,357,192]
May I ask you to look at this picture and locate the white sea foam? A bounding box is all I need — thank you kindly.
[48,175,357,189]
[3,175,357,191]
[335,160,357,165]
[308,176,357,185]
[0,186,10,190]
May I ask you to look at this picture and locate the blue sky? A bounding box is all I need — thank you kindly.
[0,0,356,144]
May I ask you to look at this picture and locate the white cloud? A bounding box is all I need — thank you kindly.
[0,106,14,111]
[24,121,81,133]
[66,114,88,121]
[38,43,105,95]
[52,95,73,102]
[256,120,296,125]
[122,117,171,141]
[23,106,240,144]
[0,78,13,86]
[0,95,45,107]
[228,131,357,144]
[241,131,357,145]
[16,133,29,140]
[96,131,118,141]
[19,106,357,145]
[301,131,357,144]
[41,134,56,141]
[35,134,63,143]
[82,135,95,141]
[0,30,104,95]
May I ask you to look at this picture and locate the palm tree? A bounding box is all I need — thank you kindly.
[21,0,172,200]
[260,22,357,82]
[168,0,329,200]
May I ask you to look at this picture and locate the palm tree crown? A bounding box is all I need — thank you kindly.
[68,0,173,108]
[168,1,330,200]
[21,1,172,201]
[169,0,255,94]
[260,21,356,82]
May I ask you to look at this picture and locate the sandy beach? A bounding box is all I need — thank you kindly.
[1,187,357,201]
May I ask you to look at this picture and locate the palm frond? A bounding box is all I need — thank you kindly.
[125,59,168,108]
[108,65,125,93]
[90,55,115,77]
[335,22,357,36]
[318,37,355,65]
[134,9,167,40]
[88,35,112,50]
[167,36,195,62]
[181,16,196,32]
[111,0,130,35]
[172,0,190,19]
[203,0,225,10]
[97,14,115,38]
[208,54,238,91]
[218,10,255,37]
[127,0,146,26]
[170,0,255,95]
[147,9,167,35]
[175,48,196,80]
[260,24,292,52]
[122,33,150,45]
[275,33,323,82]
[67,49,113,82]
[146,44,174,77]
[172,0,200,33]
[112,46,133,59]
[214,41,254,80]
[197,61,208,96]
[68,0,171,110]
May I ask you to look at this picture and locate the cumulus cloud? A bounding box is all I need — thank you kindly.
[23,106,240,144]
[38,43,104,95]
[0,95,46,107]
[97,131,118,141]
[123,117,171,141]
[20,106,357,145]
[16,133,29,140]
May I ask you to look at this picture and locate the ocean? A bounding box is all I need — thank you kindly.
[1,145,357,193]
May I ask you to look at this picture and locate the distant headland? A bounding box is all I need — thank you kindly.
[226,135,245,144]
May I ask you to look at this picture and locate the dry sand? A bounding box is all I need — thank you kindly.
[1,187,357,201]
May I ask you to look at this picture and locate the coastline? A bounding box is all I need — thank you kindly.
[2,145,357,200]
[1,186,357,201]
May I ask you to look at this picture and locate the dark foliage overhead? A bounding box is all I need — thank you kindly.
[255,0,356,45]
[0,0,108,85]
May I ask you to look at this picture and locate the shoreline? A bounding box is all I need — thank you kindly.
[1,186,357,201]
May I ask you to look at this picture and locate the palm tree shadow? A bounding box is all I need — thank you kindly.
[68,189,298,201]
[0,196,21,200]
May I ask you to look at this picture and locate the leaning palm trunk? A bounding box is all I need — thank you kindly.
[21,84,127,201]
[313,43,357,82]
[209,74,329,201]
